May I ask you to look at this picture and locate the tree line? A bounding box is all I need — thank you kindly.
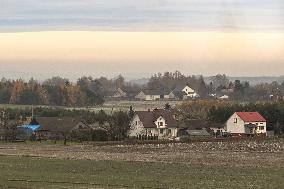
[0,107,134,141]
[0,76,139,106]
[176,100,284,134]
[1,71,284,106]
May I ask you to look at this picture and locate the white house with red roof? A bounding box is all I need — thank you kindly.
[225,112,267,136]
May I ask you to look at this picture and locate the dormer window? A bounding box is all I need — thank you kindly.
[158,122,164,126]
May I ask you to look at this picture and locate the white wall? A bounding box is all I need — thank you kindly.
[129,115,178,139]
[182,86,199,97]
[145,95,160,101]
[128,115,145,137]
[182,86,195,94]
[135,91,146,100]
[226,113,246,134]
[226,113,266,134]
[154,116,167,128]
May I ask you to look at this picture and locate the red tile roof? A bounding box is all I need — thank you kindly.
[236,112,266,122]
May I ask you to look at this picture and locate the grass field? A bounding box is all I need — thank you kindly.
[0,100,183,113]
[0,155,283,189]
[0,139,283,188]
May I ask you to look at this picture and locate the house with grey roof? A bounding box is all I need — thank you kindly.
[129,109,179,139]
[107,88,127,99]
[135,89,172,101]
[178,119,211,136]
[170,85,199,100]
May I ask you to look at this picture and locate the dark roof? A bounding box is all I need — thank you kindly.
[179,119,208,130]
[173,85,186,91]
[107,88,126,97]
[36,117,86,133]
[173,84,194,92]
[170,90,187,98]
[141,89,172,95]
[208,122,225,129]
[236,112,266,122]
[136,109,178,128]
[89,121,110,131]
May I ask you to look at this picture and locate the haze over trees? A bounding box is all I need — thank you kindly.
[0,71,284,106]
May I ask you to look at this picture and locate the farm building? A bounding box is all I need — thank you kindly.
[178,119,208,135]
[17,123,40,140]
[135,90,172,101]
[187,129,211,137]
[169,85,199,100]
[129,109,179,139]
[107,88,127,99]
[35,117,90,140]
[225,112,267,136]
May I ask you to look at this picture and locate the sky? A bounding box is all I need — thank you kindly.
[0,0,284,80]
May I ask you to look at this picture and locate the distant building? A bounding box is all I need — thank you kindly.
[169,85,199,100]
[178,119,211,138]
[225,112,267,136]
[17,123,40,140]
[135,90,171,101]
[107,88,127,99]
[129,109,179,139]
[182,85,199,98]
[36,117,89,140]
[219,95,229,100]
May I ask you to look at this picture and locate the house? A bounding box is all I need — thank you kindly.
[178,119,208,135]
[169,90,187,100]
[225,112,267,136]
[209,127,226,134]
[182,85,199,98]
[108,88,127,99]
[129,109,179,139]
[35,117,90,140]
[135,90,171,101]
[168,85,199,100]
[219,95,229,100]
[209,123,227,137]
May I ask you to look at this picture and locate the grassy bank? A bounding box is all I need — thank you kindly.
[0,155,283,189]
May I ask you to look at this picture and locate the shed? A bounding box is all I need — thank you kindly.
[187,129,211,137]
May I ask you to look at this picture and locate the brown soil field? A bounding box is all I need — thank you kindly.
[0,138,283,168]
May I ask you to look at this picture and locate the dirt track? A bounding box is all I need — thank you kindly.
[0,139,283,168]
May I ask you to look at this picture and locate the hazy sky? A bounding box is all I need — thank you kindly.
[0,0,284,80]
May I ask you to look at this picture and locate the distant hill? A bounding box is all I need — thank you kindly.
[227,76,284,85]
[130,76,284,86]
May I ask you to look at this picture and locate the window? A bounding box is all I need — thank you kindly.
[160,129,164,134]
[234,118,237,123]
[260,126,264,130]
[135,121,138,125]
[159,122,164,126]
[167,129,172,135]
